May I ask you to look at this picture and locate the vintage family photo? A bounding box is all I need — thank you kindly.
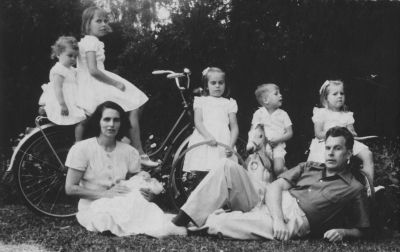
[0,0,399,251]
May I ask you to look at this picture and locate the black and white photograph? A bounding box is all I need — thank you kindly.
[0,0,399,251]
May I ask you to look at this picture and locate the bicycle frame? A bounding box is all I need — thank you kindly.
[147,69,194,159]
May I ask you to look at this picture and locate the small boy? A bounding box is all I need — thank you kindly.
[250,83,293,176]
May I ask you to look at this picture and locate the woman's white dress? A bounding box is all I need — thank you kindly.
[183,96,238,172]
[307,107,368,162]
[76,35,148,114]
[39,62,86,125]
[65,138,175,237]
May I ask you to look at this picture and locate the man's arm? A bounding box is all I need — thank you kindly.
[265,178,293,241]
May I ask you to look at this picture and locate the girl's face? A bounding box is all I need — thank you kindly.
[326,84,345,111]
[99,108,121,138]
[89,10,109,37]
[207,72,225,97]
[58,46,78,68]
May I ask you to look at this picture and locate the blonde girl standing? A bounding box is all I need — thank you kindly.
[183,67,239,172]
[39,36,86,140]
[307,80,374,181]
[76,6,158,166]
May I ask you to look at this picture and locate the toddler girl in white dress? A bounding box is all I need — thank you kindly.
[307,80,374,181]
[39,36,86,140]
[183,67,239,172]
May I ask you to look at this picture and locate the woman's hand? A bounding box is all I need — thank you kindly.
[60,104,69,116]
[225,147,233,157]
[114,81,126,92]
[140,188,156,202]
[103,184,130,198]
[206,136,217,147]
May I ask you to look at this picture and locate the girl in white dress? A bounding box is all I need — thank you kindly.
[65,101,186,237]
[76,6,158,167]
[39,36,86,140]
[183,67,239,172]
[307,80,374,181]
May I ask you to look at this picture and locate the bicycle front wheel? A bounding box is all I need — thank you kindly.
[14,125,78,218]
[167,137,247,211]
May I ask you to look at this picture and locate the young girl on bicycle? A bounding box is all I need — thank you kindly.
[39,36,86,140]
[76,6,158,167]
[307,80,374,181]
[183,67,239,173]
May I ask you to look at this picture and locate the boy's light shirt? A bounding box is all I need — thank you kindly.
[251,107,292,141]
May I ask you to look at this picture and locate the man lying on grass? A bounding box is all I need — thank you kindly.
[172,126,370,242]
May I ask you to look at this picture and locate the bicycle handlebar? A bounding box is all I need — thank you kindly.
[152,68,191,90]
[167,73,185,79]
[152,70,174,75]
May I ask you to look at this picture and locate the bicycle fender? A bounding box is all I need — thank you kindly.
[7,123,55,172]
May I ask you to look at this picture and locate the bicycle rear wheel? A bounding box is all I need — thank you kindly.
[14,125,78,218]
[167,137,247,211]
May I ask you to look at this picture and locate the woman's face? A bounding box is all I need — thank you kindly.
[99,108,121,138]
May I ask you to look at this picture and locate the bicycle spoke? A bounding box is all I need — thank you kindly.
[49,182,65,212]
[24,175,59,199]
[18,150,62,171]
[21,173,58,188]
[28,177,59,205]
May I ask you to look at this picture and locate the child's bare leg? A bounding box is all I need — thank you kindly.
[273,157,286,177]
[356,149,374,182]
[128,109,144,154]
[75,119,86,142]
[128,109,159,167]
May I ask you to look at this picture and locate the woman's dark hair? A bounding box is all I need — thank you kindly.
[325,126,354,150]
[83,101,131,140]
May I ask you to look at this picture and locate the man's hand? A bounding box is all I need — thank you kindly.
[324,229,345,242]
[273,218,290,241]
[140,188,155,202]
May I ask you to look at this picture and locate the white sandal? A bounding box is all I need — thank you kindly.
[140,154,160,167]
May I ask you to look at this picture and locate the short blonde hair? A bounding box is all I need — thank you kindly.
[50,36,78,59]
[254,83,279,105]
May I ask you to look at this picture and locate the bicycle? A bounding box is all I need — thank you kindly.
[5,67,247,217]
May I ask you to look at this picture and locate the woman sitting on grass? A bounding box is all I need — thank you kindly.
[64,101,186,237]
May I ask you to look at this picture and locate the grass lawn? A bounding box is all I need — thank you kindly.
[0,204,399,252]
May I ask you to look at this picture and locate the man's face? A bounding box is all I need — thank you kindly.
[324,136,352,172]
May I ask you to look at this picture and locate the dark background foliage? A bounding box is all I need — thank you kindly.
[1,0,399,151]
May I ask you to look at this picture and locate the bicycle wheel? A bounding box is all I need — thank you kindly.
[167,137,247,211]
[14,125,78,218]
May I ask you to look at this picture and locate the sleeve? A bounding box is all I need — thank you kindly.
[278,162,306,186]
[79,36,98,52]
[311,107,325,123]
[193,96,203,109]
[345,111,355,125]
[282,110,292,127]
[51,64,69,78]
[65,142,88,171]
[228,98,238,114]
[251,109,262,126]
[343,189,370,229]
[128,147,141,174]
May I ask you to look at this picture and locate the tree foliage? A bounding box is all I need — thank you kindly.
[1,0,399,146]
